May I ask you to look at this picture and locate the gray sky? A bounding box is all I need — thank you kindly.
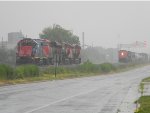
[0,1,150,51]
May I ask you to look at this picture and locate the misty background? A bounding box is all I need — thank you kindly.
[0,1,150,64]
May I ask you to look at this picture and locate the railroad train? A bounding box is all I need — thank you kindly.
[16,38,81,65]
[118,50,149,63]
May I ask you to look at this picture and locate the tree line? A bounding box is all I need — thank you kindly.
[39,24,80,44]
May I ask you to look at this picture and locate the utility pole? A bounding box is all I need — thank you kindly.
[117,34,120,50]
[1,37,4,48]
[55,54,57,78]
[82,32,84,49]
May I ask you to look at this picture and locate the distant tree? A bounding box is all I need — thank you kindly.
[39,24,80,44]
[0,48,16,65]
[81,46,118,64]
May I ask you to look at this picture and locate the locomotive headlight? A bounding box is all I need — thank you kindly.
[121,52,124,56]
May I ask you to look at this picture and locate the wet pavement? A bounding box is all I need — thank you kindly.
[0,65,150,113]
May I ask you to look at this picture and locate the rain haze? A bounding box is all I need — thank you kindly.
[2,2,150,113]
[0,1,150,52]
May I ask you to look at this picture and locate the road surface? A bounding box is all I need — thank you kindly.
[0,65,150,113]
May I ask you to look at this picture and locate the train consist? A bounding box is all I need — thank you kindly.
[118,50,149,63]
[16,38,81,65]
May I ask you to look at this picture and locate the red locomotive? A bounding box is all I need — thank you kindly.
[118,50,149,63]
[16,38,81,65]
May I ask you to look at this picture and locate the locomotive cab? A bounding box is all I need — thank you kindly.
[62,43,74,65]
[16,38,52,65]
[16,38,37,64]
[118,50,129,63]
[73,44,81,64]
[33,39,51,65]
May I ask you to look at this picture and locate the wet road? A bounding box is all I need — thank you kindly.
[0,66,150,113]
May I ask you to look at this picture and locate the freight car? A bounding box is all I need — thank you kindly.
[118,50,149,63]
[16,38,81,65]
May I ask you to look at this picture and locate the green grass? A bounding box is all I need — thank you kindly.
[139,77,150,95]
[142,77,150,82]
[0,64,40,80]
[135,76,150,113]
[136,96,150,113]
[0,61,149,86]
[140,82,144,95]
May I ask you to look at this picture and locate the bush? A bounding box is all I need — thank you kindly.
[100,63,116,73]
[44,66,71,75]
[0,64,7,80]
[5,65,15,79]
[0,64,40,80]
[137,96,150,113]
[61,61,116,74]
[15,65,40,78]
[0,61,142,82]
[15,66,24,79]
[0,64,14,80]
[79,60,101,73]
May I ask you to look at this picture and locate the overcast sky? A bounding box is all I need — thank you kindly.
[0,1,150,51]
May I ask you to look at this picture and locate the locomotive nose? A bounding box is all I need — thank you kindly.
[121,52,124,56]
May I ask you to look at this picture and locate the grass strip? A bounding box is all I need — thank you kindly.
[135,96,150,113]
[0,62,149,86]
[135,76,150,113]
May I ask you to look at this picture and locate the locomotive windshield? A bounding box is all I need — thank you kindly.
[41,42,48,46]
[19,39,36,46]
[34,39,49,46]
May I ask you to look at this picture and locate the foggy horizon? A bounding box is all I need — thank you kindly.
[0,1,150,52]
